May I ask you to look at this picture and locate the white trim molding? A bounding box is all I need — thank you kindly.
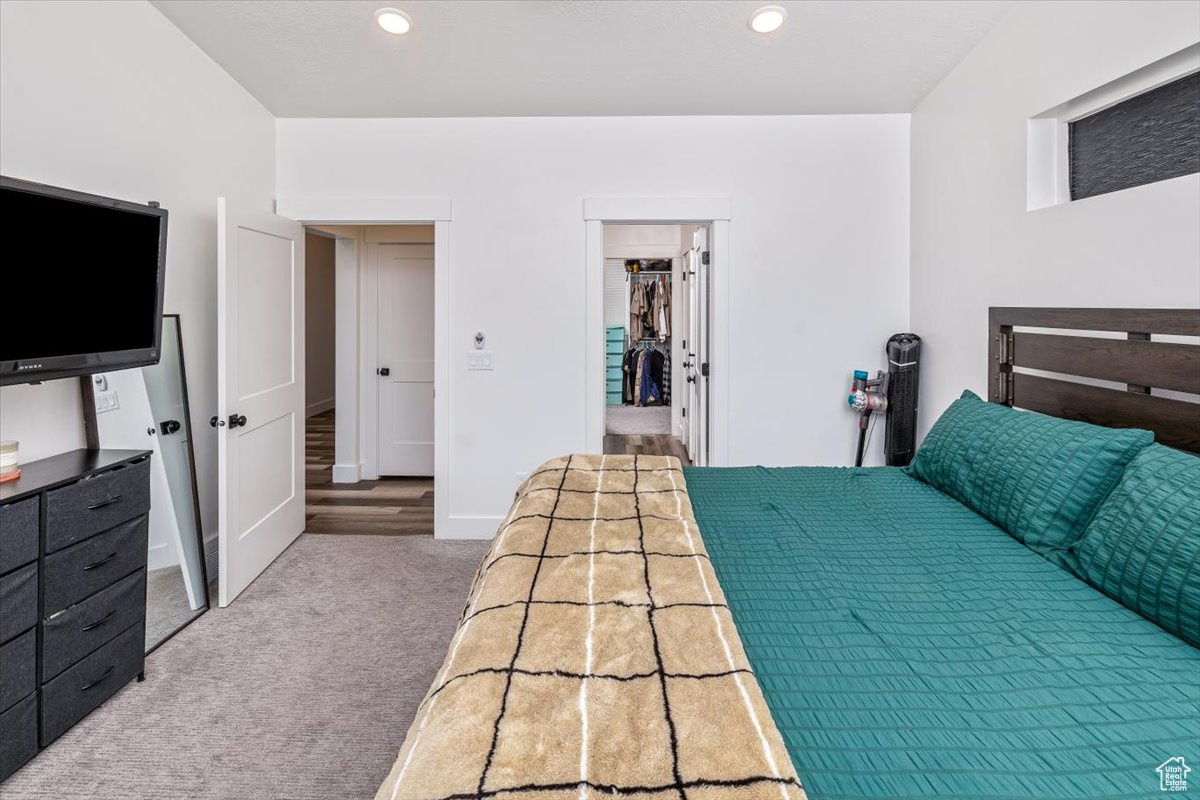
[280,199,457,539]
[582,197,732,466]
[583,197,732,222]
[331,464,361,484]
[277,197,452,223]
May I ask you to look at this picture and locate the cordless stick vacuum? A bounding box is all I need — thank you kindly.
[845,333,922,468]
[848,369,888,467]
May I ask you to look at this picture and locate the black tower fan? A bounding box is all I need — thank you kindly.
[884,333,922,466]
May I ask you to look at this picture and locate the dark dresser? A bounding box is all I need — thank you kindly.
[0,449,150,781]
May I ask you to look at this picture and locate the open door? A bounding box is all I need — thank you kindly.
[686,226,710,466]
[217,198,305,606]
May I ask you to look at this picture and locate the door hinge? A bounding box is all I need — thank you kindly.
[701,251,710,266]
[682,407,686,418]
[701,362,710,378]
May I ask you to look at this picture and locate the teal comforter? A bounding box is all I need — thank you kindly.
[684,466,1199,800]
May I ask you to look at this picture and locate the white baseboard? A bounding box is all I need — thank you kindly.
[306,398,335,417]
[437,514,503,540]
[331,463,361,483]
[147,541,176,572]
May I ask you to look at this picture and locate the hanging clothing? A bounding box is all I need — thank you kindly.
[661,348,671,405]
[622,345,667,407]
[629,273,672,343]
[629,282,648,341]
[639,349,662,406]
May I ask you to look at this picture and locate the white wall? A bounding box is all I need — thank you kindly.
[0,0,276,543]
[305,231,336,415]
[278,115,910,532]
[911,0,1200,434]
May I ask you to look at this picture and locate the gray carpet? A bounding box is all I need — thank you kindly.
[605,404,671,434]
[2,534,490,800]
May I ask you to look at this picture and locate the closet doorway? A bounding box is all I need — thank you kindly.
[601,223,708,465]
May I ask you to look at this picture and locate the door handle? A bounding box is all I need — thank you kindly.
[210,416,226,428]
[159,419,181,435]
[228,414,247,429]
[687,376,696,384]
[377,367,390,376]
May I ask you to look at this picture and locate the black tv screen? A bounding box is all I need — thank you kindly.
[1,177,168,385]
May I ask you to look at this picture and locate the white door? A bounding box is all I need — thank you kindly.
[376,243,435,476]
[688,226,710,466]
[686,247,696,453]
[217,198,305,607]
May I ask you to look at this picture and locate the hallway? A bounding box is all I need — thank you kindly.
[305,411,435,535]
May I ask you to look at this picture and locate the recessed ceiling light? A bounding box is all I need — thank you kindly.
[749,5,787,34]
[375,8,412,35]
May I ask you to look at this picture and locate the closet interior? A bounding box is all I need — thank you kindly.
[602,224,693,460]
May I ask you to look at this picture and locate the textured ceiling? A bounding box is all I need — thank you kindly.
[151,0,1011,118]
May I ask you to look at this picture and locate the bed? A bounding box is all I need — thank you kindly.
[377,308,1199,800]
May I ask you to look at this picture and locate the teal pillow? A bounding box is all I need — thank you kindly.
[1074,444,1200,647]
[908,390,1152,560]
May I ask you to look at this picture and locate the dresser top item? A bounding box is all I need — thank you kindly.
[0,449,151,504]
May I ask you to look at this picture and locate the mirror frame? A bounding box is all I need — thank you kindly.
[146,313,210,654]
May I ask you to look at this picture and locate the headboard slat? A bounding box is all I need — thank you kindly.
[989,307,1200,455]
[1013,373,1200,453]
[1013,333,1200,395]
[991,307,1200,336]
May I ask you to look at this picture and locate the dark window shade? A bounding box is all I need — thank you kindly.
[1069,71,1200,201]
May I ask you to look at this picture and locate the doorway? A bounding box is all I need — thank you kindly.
[301,225,436,535]
[601,223,697,463]
[583,198,729,467]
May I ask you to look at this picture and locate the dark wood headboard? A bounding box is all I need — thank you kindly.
[988,308,1200,454]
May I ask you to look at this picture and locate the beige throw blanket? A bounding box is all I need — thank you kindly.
[376,454,805,800]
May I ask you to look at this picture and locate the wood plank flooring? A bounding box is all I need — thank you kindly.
[305,410,434,535]
[603,433,692,464]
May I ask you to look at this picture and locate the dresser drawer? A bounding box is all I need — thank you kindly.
[0,496,39,575]
[0,692,37,782]
[42,570,146,683]
[45,458,150,553]
[0,563,37,644]
[42,516,147,614]
[0,628,36,714]
[40,621,144,747]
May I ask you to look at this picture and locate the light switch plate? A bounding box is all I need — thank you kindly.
[94,390,120,413]
[467,351,495,370]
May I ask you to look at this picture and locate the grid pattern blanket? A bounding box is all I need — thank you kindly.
[376,454,804,800]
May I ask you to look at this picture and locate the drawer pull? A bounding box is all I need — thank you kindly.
[82,553,117,571]
[81,666,114,691]
[87,494,123,510]
[81,610,116,632]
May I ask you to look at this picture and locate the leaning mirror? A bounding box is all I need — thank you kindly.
[94,314,209,651]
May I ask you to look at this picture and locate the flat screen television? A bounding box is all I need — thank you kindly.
[1,176,168,386]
